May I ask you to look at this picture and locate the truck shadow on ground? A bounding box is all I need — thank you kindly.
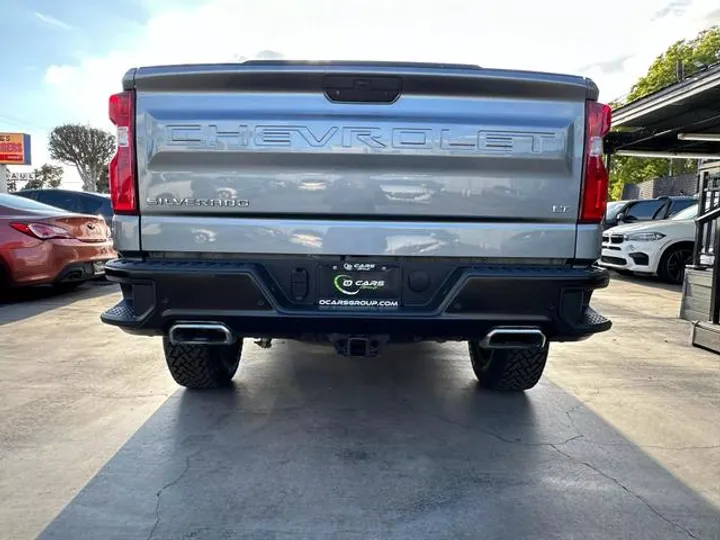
[0,280,118,326]
[40,341,719,540]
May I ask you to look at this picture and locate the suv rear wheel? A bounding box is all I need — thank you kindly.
[163,339,243,389]
[468,341,549,391]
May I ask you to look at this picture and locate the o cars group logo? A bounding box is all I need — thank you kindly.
[333,274,385,296]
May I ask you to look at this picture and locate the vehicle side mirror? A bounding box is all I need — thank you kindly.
[616,212,626,222]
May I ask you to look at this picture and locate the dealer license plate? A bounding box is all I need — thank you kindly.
[317,263,400,309]
[93,261,106,275]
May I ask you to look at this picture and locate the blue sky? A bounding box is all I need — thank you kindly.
[2,0,143,132]
[1,0,197,185]
[2,0,719,189]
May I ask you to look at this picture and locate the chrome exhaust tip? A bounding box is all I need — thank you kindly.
[168,322,234,346]
[480,327,546,349]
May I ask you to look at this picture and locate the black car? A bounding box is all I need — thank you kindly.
[15,189,113,225]
[604,195,696,230]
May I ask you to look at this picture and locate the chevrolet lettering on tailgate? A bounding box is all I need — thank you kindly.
[163,123,566,156]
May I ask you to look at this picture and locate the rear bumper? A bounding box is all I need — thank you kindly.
[7,240,115,286]
[101,258,611,342]
[56,260,109,282]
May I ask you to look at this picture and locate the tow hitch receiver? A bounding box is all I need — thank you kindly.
[330,335,388,357]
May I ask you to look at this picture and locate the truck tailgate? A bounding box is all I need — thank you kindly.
[129,62,596,258]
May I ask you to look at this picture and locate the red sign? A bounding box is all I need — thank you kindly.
[0,133,31,165]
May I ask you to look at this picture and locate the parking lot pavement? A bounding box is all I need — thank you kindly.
[1,278,719,540]
[0,282,178,540]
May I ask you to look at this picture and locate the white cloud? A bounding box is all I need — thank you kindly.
[40,0,720,130]
[34,11,73,31]
[44,65,78,86]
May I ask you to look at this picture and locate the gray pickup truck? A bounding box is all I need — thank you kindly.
[101,61,612,391]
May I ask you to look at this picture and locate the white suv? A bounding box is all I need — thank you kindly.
[599,203,697,284]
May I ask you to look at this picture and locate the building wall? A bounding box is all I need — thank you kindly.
[621,172,698,200]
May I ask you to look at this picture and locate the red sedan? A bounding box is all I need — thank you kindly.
[0,193,115,291]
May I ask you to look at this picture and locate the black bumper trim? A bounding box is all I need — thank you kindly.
[56,260,108,283]
[101,258,611,342]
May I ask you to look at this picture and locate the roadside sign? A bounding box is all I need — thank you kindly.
[8,172,37,182]
[0,133,32,165]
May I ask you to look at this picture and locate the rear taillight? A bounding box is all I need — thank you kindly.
[580,101,612,224]
[10,222,74,240]
[108,91,137,214]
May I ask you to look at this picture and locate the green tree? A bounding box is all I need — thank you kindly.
[626,27,720,101]
[22,163,64,190]
[48,124,115,193]
[609,26,720,199]
[22,177,43,190]
[96,165,109,194]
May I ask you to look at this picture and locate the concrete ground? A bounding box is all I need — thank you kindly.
[0,277,718,540]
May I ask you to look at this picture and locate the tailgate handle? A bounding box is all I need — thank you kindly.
[323,76,401,103]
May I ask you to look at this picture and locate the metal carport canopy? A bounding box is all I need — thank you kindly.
[605,62,720,158]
